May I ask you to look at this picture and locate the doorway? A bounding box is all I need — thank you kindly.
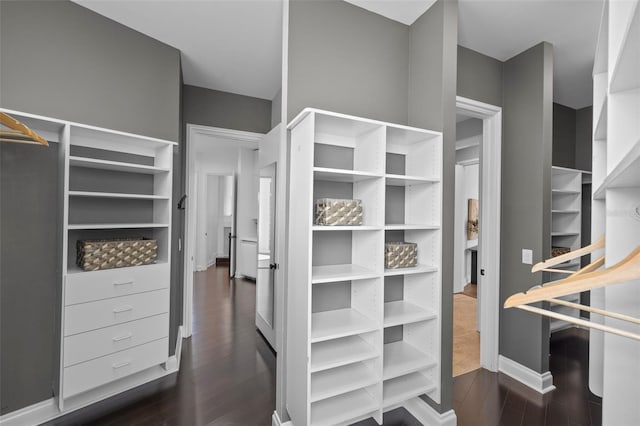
[453,115,482,376]
[183,125,262,339]
[454,96,502,373]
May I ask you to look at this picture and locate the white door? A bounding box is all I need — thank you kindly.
[256,125,284,350]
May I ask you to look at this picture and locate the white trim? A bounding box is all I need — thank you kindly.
[0,330,185,426]
[0,398,59,426]
[498,355,556,394]
[183,124,264,338]
[403,398,457,426]
[456,96,502,372]
[164,325,184,372]
[272,410,293,426]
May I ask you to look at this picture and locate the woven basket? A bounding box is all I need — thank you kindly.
[385,242,418,269]
[315,198,363,226]
[551,246,571,258]
[77,238,158,271]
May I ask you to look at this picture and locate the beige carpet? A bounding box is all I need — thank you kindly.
[453,293,480,377]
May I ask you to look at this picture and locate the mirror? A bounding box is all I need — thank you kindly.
[256,162,276,327]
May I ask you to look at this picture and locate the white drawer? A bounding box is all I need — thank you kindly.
[64,289,169,336]
[63,337,168,398]
[64,313,168,367]
[65,263,169,305]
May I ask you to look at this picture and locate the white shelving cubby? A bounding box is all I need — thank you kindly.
[286,109,442,426]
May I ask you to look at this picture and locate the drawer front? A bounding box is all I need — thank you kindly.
[65,263,169,305]
[64,289,169,336]
[64,313,169,367]
[63,337,168,398]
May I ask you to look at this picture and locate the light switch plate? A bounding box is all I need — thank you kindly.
[522,249,533,265]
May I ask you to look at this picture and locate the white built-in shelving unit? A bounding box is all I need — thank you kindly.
[286,109,442,425]
[1,109,176,411]
[589,0,640,424]
[548,166,588,332]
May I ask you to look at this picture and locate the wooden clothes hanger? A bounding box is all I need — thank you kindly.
[504,246,640,341]
[0,112,48,146]
[531,235,605,273]
[506,246,640,307]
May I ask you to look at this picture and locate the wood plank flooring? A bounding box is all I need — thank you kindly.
[46,266,601,426]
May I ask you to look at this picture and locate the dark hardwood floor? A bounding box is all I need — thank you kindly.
[47,266,601,426]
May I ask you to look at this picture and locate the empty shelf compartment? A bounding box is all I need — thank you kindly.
[383,341,437,380]
[310,388,378,426]
[384,301,437,328]
[383,371,436,409]
[310,361,378,402]
[311,335,378,373]
[311,308,378,343]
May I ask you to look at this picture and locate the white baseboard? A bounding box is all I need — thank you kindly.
[165,325,184,372]
[0,327,186,426]
[272,411,292,426]
[404,398,457,426]
[498,355,555,394]
[0,398,59,426]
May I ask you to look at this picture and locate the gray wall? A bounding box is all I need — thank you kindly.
[500,42,554,373]
[0,0,181,414]
[457,46,503,107]
[575,106,593,171]
[553,103,577,168]
[271,88,283,128]
[287,0,409,124]
[182,85,273,134]
[408,0,458,413]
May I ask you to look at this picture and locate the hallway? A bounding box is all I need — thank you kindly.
[48,266,276,425]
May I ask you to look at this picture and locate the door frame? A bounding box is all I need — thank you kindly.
[183,124,262,338]
[456,96,502,372]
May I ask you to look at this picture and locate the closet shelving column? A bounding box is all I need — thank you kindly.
[592,0,640,423]
[382,126,442,408]
[548,166,583,332]
[61,124,175,407]
[286,108,442,426]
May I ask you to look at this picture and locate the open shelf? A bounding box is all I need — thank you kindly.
[384,264,438,277]
[311,335,378,373]
[383,301,437,328]
[552,189,581,195]
[68,223,169,230]
[69,156,169,174]
[311,308,378,343]
[68,191,169,200]
[383,371,436,409]
[609,0,640,93]
[593,137,640,199]
[310,361,378,403]
[384,224,439,231]
[383,341,436,381]
[314,167,382,182]
[311,264,378,284]
[312,225,382,232]
[385,174,439,186]
[551,232,580,237]
[310,388,378,426]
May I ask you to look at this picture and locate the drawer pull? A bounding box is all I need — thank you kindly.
[112,305,133,314]
[112,361,131,369]
[112,333,133,342]
[113,280,134,286]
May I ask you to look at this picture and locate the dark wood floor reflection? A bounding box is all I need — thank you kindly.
[46,266,276,425]
[46,266,600,426]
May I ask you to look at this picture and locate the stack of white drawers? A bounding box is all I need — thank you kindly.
[62,263,170,398]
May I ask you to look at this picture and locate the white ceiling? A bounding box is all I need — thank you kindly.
[74,0,283,101]
[74,0,603,109]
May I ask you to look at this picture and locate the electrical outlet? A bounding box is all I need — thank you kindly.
[522,249,533,265]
